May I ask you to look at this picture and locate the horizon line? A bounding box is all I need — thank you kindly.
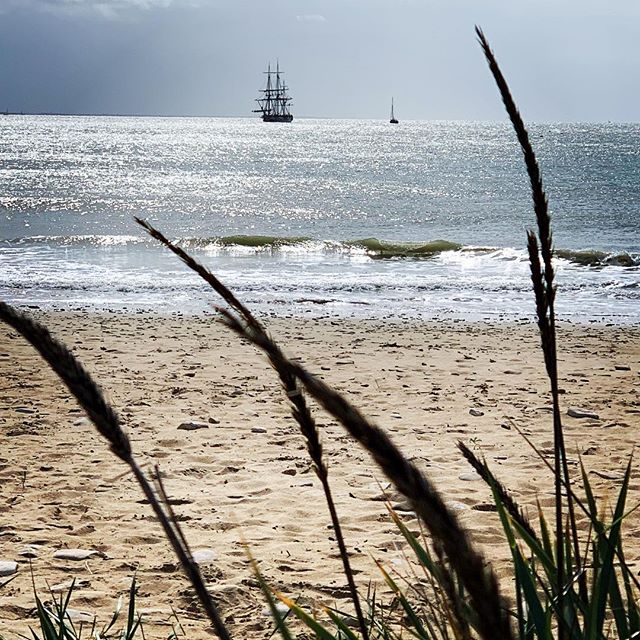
[0,112,634,124]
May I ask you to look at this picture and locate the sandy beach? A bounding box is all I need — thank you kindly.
[1,311,639,637]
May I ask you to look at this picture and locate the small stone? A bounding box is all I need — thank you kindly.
[446,501,468,511]
[615,365,631,371]
[251,427,267,434]
[15,407,35,414]
[261,603,290,617]
[18,545,41,558]
[567,407,599,420]
[192,549,216,564]
[391,500,414,512]
[500,422,511,430]
[66,609,94,623]
[472,503,497,512]
[53,549,101,561]
[590,470,625,481]
[137,608,170,623]
[208,417,220,424]
[73,417,90,427]
[469,408,484,417]
[178,421,209,431]
[282,468,297,476]
[459,472,481,482]
[0,561,18,577]
[50,579,90,593]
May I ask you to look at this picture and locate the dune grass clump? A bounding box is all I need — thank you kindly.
[1,26,638,640]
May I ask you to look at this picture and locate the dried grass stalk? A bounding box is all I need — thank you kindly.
[136,218,369,640]
[476,26,582,616]
[0,302,232,640]
[218,309,514,640]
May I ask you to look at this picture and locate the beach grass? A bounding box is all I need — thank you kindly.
[1,26,638,640]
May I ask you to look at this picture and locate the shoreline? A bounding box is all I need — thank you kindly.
[7,304,640,328]
[1,310,639,637]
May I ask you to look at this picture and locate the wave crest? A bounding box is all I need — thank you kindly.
[555,249,640,268]
[2,234,638,267]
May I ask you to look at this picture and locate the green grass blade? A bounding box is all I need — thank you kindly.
[376,561,430,638]
[491,484,551,640]
[35,596,60,640]
[388,508,447,585]
[536,504,554,571]
[580,462,598,521]
[510,516,555,579]
[125,578,137,639]
[325,609,361,640]
[100,594,123,636]
[276,594,336,640]
[618,542,640,633]
[247,549,295,640]
[514,548,552,640]
[586,459,632,639]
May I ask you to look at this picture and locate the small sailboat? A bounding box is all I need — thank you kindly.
[253,62,293,122]
[389,97,399,124]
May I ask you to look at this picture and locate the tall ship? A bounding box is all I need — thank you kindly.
[253,62,293,122]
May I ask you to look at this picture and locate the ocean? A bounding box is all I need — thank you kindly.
[1,116,638,323]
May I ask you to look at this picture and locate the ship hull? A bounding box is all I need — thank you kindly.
[262,113,293,123]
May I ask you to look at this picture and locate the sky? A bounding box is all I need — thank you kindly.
[1,0,639,121]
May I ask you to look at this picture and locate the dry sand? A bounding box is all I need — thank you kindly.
[0,311,639,637]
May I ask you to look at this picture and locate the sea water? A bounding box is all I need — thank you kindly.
[0,116,638,322]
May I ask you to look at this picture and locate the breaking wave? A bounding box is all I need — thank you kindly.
[1,234,638,267]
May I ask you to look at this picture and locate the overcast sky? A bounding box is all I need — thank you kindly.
[1,0,638,121]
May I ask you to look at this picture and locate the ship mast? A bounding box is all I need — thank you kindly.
[253,61,293,122]
[275,61,282,117]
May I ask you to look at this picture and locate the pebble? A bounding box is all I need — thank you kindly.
[469,408,484,417]
[340,614,361,628]
[282,468,297,476]
[50,579,90,593]
[446,501,468,511]
[0,561,18,577]
[53,549,101,561]
[472,503,497,512]
[261,603,290,617]
[192,548,216,564]
[459,472,481,482]
[178,421,209,431]
[591,470,625,481]
[567,407,599,419]
[391,500,413,512]
[251,427,267,434]
[208,417,221,424]
[65,609,94,623]
[15,407,35,414]
[18,545,42,558]
[73,417,90,427]
[615,365,631,371]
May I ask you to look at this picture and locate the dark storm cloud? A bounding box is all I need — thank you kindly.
[1,0,204,18]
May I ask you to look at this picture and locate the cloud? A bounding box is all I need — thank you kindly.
[296,14,327,23]
[2,0,204,18]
